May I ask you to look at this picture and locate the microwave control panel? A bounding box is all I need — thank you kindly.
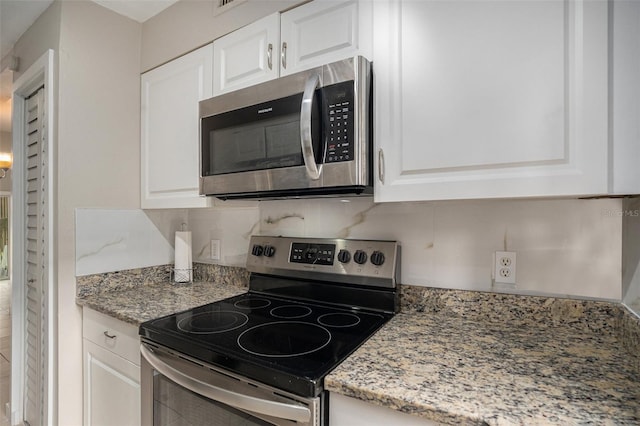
[324,82,354,164]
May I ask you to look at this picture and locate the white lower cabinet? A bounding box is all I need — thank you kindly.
[83,308,140,426]
[330,393,438,426]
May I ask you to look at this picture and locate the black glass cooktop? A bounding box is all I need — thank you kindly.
[140,292,391,397]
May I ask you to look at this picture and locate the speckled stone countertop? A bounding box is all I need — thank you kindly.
[75,264,249,325]
[326,287,640,425]
[76,266,640,424]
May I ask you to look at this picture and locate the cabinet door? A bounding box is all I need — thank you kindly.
[141,44,213,208]
[330,393,438,426]
[373,0,608,202]
[280,0,372,76]
[83,340,140,426]
[213,13,280,95]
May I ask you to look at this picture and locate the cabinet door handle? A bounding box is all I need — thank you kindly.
[378,149,385,184]
[267,43,273,70]
[281,42,287,69]
[103,331,117,339]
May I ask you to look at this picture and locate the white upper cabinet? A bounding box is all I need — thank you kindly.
[141,44,214,208]
[373,0,627,202]
[213,0,372,96]
[213,13,280,96]
[280,0,372,76]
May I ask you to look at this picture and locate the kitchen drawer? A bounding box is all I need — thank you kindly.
[83,308,140,366]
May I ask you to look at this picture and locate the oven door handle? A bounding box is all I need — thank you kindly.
[300,73,323,181]
[140,344,311,423]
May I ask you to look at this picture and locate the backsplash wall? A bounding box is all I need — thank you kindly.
[75,198,625,301]
[188,197,623,301]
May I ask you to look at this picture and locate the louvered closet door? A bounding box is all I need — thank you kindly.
[24,87,46,426]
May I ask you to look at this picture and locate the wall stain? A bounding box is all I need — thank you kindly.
[264,213,305,225]
[337,204,378,239]
[242,220,262,239]
[77,237,126,262]
[503,229,509,251]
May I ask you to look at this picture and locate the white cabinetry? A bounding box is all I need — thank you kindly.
[279,0,372,76]
[213,13,280,95]
[212,0,372,96]
[373,0,634,202]
[141,44,213,208]
[83,308,140,426]
[330,393,438,426]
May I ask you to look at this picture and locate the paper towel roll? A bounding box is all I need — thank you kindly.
[174,231,192,283]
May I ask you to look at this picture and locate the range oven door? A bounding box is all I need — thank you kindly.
[141,343,324,426]
[199,56,372,199]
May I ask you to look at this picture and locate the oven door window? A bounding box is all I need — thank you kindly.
[154,373,272,426]
[201,92,322,177]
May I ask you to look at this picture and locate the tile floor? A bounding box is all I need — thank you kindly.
[0,279,10,426]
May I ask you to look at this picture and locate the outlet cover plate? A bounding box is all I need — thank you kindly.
[494,251,516,284]
[210,239,221,260]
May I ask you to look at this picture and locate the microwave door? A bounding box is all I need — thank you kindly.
[204,92,313,176]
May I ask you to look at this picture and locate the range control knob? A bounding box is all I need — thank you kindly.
[264,245,276,257]
[251,244,264,257]
[370,251,386,266]
[353,250,368,265]
[337,249,351,264]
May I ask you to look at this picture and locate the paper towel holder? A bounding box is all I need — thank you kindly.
[173,223,192,283]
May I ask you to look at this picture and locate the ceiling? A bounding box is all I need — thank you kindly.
[0,0,179,130]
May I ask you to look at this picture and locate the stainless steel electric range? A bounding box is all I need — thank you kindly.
[139,235,400,426]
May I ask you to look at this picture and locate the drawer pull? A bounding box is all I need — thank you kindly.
[103,331,117,339]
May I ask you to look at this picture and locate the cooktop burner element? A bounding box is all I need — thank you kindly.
[238,321,332,357]
[270,305,312,319]
[140,236,400,398]
[234,297,271,310]
[317,312,361,328]
[177,310,249,334]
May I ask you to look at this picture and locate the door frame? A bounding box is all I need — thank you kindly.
[11,49,56,426]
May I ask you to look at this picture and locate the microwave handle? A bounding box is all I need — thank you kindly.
[140,344,311,423]
[300,73,322,180]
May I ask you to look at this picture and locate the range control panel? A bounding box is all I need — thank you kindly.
[246,236,400,288]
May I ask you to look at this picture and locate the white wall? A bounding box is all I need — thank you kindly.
[83,197,625,303]
[141,0,301,71]
[190,198,623,301]
[623,197,640,314]
[14,0,142,424]
[75,209,186,276]
[56,2,141,424]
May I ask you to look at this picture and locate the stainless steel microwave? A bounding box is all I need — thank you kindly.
[199,56,372,200]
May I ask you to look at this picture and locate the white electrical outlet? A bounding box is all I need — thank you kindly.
[210,239,221,260]
[494,251,516,284]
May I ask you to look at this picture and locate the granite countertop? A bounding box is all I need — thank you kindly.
[325,289,640,425]
[76,265,640,424]
[75,264,249,325]
[77,280,246,325]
